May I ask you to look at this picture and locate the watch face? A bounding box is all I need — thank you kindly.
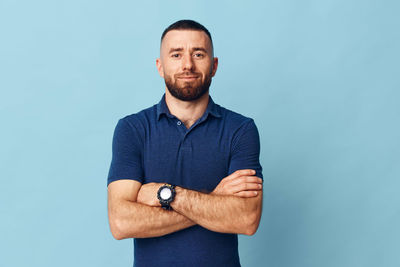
[160,187,172,200]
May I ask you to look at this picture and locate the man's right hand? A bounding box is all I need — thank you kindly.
[211,169,263,198]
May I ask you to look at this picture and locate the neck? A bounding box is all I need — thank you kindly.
[165,89,209,129]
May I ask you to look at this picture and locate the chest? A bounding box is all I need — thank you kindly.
[142,121,231,192]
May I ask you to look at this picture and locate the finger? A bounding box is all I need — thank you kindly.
[228,176,263,186]
[225,170,256,181]
[220,176,261,188]
[234,191,259,198]
[234,169,256,178]
[231,182,262,193]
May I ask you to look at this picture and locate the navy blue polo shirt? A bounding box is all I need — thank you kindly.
[108,94,263,267]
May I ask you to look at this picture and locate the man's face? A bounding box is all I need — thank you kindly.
[156,30,218,101]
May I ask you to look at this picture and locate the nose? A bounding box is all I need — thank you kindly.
[182,54,194,71]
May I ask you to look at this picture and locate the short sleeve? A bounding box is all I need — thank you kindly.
[107,118,144,186]
[228,119,263,180]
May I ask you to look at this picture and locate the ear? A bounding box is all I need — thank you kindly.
[211,57,218,77]
[156,58,164,78]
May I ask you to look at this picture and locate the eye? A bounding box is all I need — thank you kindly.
[171,53,181,58]
[194,53,205,58]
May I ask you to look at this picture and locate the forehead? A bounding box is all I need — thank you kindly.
[161,30,212,52]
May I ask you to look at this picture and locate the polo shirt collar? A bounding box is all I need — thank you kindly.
[157,94,222,121]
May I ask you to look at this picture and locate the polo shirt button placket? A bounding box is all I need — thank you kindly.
[176,120,186,135]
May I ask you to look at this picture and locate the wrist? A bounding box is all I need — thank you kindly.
[157,183,176,210]
[170,186,185,210]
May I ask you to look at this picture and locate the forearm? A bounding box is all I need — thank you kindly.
[109,199,195,239]
[170,187,262,235]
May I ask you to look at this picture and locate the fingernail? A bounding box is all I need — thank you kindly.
[254,191,258,195]
[258,184,262,189]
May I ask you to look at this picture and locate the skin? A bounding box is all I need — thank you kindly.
[108,30,263,240]
[156,29,218,128]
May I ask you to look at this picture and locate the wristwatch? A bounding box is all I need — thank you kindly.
[157,184,176,210]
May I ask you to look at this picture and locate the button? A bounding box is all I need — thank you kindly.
[177,121,182,126]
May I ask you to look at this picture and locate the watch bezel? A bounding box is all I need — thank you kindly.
[157,184,176,210]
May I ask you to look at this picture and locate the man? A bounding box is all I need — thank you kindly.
[107,20,263,267]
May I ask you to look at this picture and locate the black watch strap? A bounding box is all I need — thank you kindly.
[157,184,176,210]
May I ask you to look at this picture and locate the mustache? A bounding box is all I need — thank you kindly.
[175,72,200,77]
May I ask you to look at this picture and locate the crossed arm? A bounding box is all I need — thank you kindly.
[108,169,263,240]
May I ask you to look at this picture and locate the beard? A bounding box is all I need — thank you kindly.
[164,71,212,102]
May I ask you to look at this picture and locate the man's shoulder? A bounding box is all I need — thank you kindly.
[112,104,158,139]
[217,103,255,129]
[119,103,158,126]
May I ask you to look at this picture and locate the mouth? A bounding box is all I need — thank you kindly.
[177,76,198,80]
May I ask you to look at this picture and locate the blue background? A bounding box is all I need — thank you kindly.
[1,0,399,266]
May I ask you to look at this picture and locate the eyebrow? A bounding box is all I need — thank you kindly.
[168,47,208,54]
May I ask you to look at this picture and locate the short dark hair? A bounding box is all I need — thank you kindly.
[161,19,213,48]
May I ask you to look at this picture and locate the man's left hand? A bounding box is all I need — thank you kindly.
[137,182,163,207]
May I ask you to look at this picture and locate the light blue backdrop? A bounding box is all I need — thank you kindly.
[1,0,399,266]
